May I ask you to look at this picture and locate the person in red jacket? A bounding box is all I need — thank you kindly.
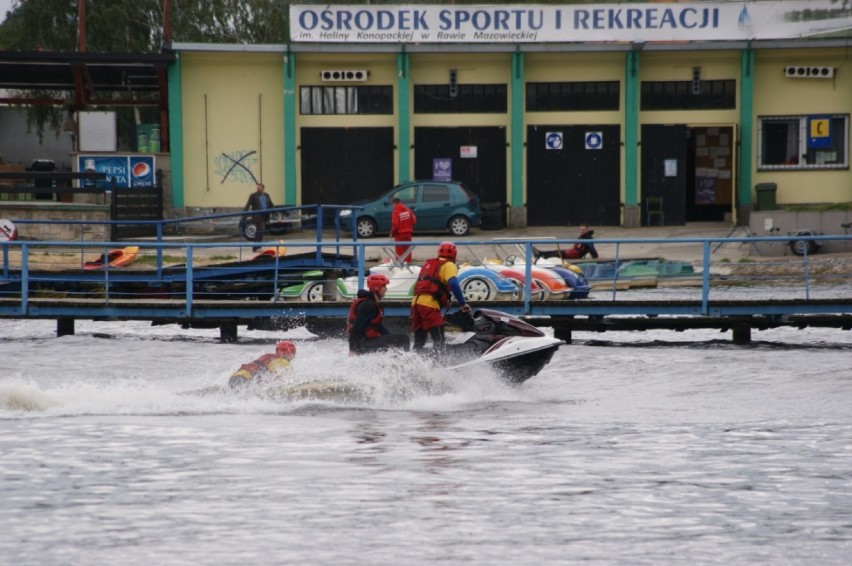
[390,197,417,263]
[411,241,470,352]
[228,340,296,389]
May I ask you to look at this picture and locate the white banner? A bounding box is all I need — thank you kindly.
[290,2,852,44]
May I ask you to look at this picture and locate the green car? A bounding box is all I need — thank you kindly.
[337,180,482,238]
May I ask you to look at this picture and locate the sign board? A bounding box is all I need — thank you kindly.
[77,155,156,189]
[664,159,678,177]
[433,158,452,181]
[807,115,832,149]
[545,132,563,150]
[78,111,117,152]
[291,3,852,43]
[585,131,603,150]
[460,146,478,159]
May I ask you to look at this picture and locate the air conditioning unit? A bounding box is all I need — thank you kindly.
[320,69,369,82]
[784,66,835,79]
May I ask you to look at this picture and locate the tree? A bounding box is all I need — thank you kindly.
[0,0,289,52]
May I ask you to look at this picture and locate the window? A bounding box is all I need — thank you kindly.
[414,84,507,113]
[422,184,450,203]
[641,80,735,110]
[526,81,619,111]
[393,186,418,203]
[300,85,392,115]
[758,115,849,170]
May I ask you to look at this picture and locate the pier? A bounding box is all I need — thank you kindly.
[2,216,851,344]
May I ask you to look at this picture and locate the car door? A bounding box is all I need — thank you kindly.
[377,185,418,233]
[417,183,452,231]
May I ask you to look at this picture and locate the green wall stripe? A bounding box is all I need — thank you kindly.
[397,52,411,182]
[739,48,754,207]
[624,50,639,207]
[167,53,184,208]
[511,51,524,208]
[284,51,297,204]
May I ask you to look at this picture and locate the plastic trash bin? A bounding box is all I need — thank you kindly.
[30,159,56,200]
[755,183,777,211]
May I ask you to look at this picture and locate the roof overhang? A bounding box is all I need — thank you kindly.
[0,51,175,108]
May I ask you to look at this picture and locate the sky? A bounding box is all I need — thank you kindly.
[0,1,13,25]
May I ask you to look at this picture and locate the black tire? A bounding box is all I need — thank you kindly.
[448,215,471,236]
[480,202,505,230]
[789,239,816,256]
[355,217,377,238]
[241,220,258,241]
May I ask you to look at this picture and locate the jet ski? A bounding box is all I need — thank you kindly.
[442,308,564,384]
[187,309,562,403]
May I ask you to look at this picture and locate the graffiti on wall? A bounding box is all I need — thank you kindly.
[215,150,259,184]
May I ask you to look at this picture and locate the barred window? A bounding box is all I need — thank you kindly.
[300,85,393,115]
[414,84,507,113]
[758,114,848,170]
[641,80,735,110]
[526,81,619,111]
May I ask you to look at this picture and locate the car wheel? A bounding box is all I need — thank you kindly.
[448,215,471,236]
[789,239,816,256]
[356,217,377,238]
[242,221,258,241]
[303,281,325,302]
[461,277,492,302]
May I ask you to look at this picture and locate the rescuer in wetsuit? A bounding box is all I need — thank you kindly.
[228,340,296,389]
[347,273,410,355]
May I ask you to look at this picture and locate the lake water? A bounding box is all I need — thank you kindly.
[1,318,851,565]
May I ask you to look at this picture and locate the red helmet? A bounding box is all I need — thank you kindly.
[275,340,297,360]
[367,273,390,292]
[437,241,457,261]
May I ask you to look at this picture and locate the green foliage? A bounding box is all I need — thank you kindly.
[0,0,290,52]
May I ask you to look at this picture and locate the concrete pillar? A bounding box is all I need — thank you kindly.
[732,325,752,345]
[220,322,238,343]
[554,326,572,344]
[57,318,75,337]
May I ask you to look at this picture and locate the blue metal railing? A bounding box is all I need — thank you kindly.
[2,232,851,320]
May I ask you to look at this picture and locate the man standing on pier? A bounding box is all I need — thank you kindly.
[244,183,273,251]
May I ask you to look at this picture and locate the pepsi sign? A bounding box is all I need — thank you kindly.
[130,157,155,187]
[77,155,156,189]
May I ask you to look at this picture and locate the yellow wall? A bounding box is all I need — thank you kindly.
[181,52,285,208]
[752,47,852,205]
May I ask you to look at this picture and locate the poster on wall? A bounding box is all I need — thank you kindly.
[696,177,717,204]
[77,155,156,189]
[433,158,452,181]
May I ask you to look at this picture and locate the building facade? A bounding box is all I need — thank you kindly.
[168,2,852,227]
